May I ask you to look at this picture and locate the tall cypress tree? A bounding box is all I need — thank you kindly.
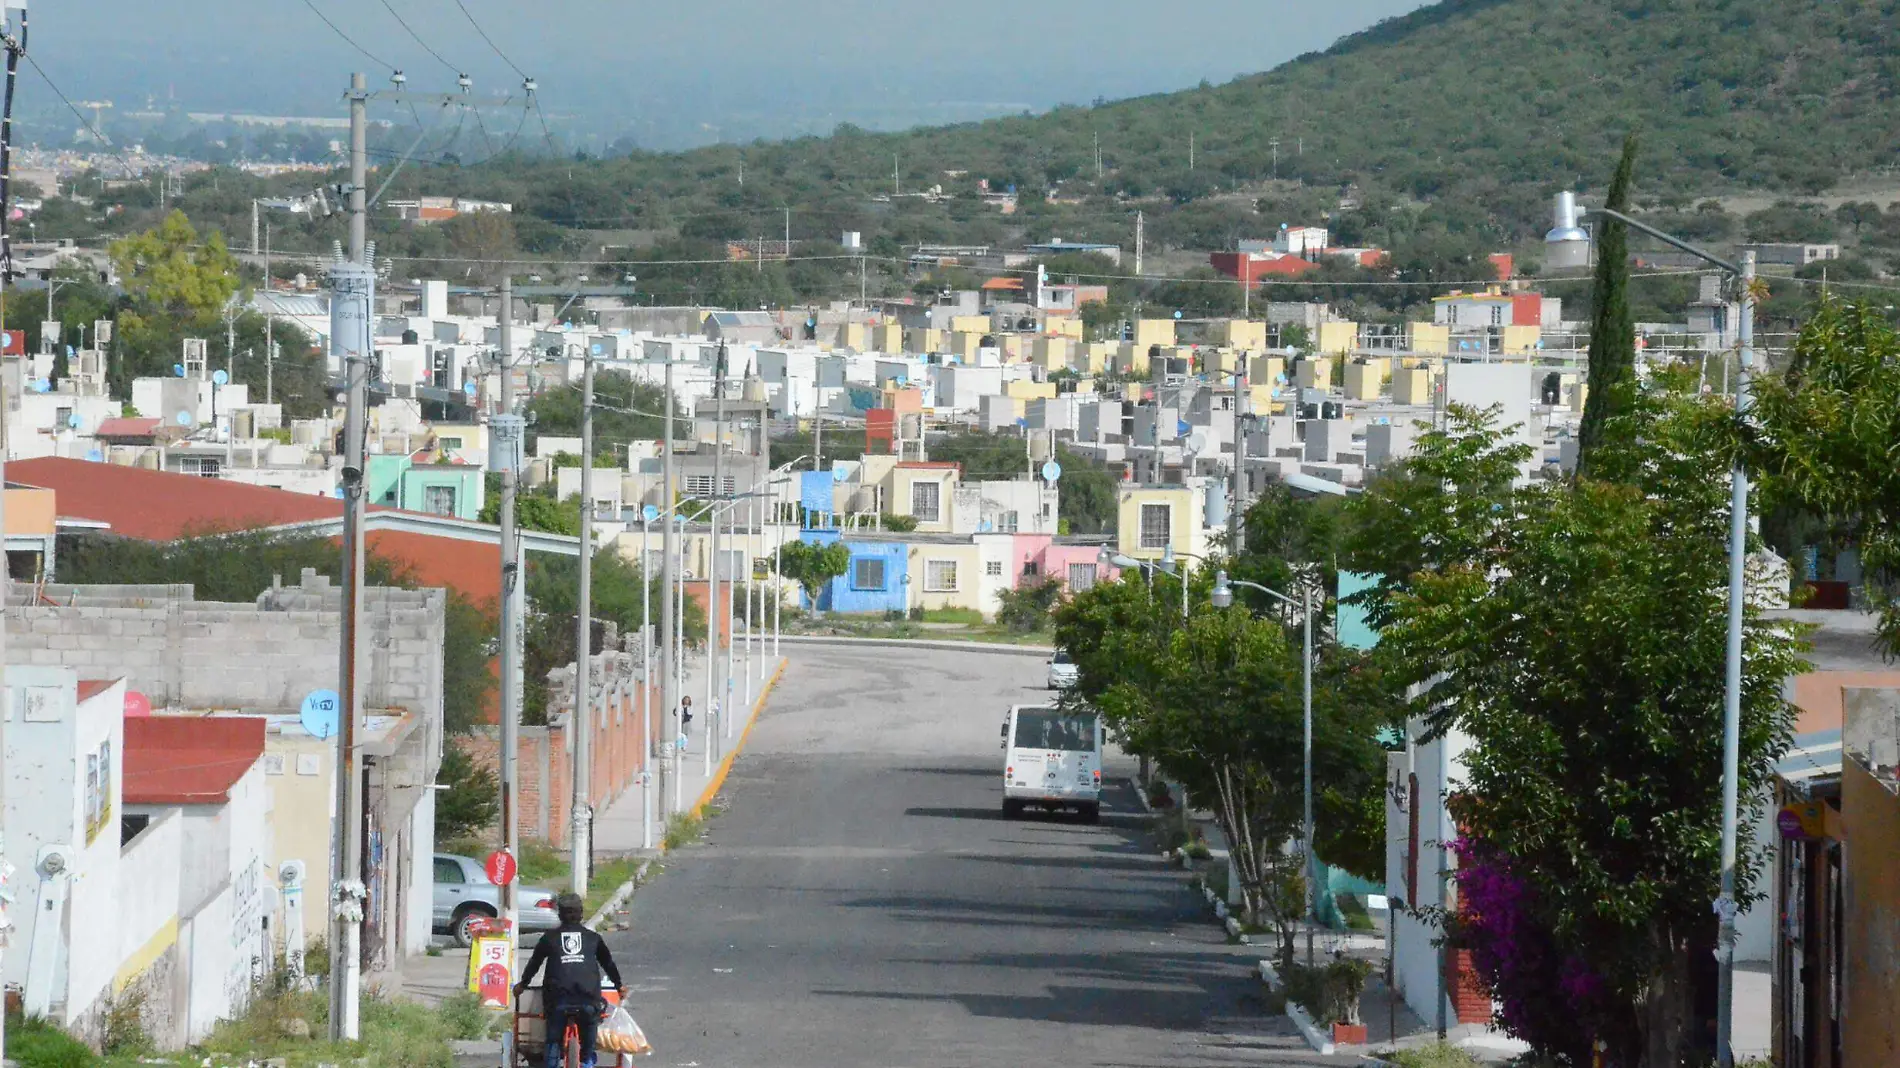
[1575,135,1640,479]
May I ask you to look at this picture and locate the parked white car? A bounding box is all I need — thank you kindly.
[1046,648,1079,690]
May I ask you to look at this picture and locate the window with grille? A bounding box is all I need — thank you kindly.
[438,437,464,450]
[985,561,1004,577]
[998,510,1019,533]
[684,474,716,497]
[180,456,221,478]
[924,559,958,592]
[422,485,458,517]
[1067,563,1097,591]
[1139,503,1171,549]
[852,558,885,590]
[911,480,941,522]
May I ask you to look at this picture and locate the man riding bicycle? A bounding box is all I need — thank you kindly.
[514,892,626,1068]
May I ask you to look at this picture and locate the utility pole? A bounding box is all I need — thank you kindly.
[326,69,372,1045]
[783,208,790,258]
[495,272,524,1062]
[0,9,27,1065]
[1188,131,1195,171]
[1229,367,1245,556]
[708,343,727,773]
[659,353,678,819]
[1134,211,1144,278]
[570,347,594,893]
[1094,131,1102,181]
[1270,138,1280,180]
[264,220,274,404]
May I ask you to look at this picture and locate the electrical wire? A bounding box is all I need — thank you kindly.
[452,0,528,78]
[298,0,395,72]
[532,93,560,157]
[378,0,459,75]
[22,54,146,179]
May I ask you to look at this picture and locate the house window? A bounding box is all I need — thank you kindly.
[55,406,72,429]
[1489,305,1504,326]
[985,560,1004,577]
[438,436,464,450]
[911,480,941,522]
[852,558,886,590]
[998,510,1019,533]
[422,485,458,517]
[1138,503,1171,550]
[180,456,221,478]
[1067,563,1098,591]
[684,474,716,497]
[924,559,958,592]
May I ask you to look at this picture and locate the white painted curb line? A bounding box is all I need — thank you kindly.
[1286,1002,1337,1056]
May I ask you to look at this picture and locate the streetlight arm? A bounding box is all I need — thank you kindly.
[1226,576,1297,611]
[1583,206,1741,275]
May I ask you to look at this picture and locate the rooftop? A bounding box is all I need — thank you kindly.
[125,716,266,805]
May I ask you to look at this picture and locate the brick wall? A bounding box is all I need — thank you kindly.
[1444,948,1493,1026]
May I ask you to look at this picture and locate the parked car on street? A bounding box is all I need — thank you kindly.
[433,852,563,947]
[1046,648,1078,690]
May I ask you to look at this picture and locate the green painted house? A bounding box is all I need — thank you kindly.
[366,454,485,520]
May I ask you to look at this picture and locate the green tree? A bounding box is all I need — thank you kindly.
[774,539,850,614]
[1376,386,1804,1064]
[1576,135,1639,477]
[108,210,242,379]
[482,492,580,536]
[521,550,703,724]
[995,574,1063,633]
[1753,298,1900,655]
[435,743,501,839]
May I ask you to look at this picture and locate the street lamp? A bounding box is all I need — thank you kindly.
[1212,568,1317,967]
[1554,194,1757,1068]
[1098,547,1203,620]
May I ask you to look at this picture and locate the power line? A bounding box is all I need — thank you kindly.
[298,0,395,72]
[452,0,528,78]
[22,54,146,179]
[532,93,560,157]
[377,0,459,75]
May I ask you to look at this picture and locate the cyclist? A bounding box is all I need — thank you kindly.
[514,892,626,1068]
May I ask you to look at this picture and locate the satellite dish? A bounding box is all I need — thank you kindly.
[174,363,186,377]
[299,689,341,739]
[33,378,49,393]
[462,380,478,397]
[831,466,849,483]
[175,409,193,426]
[1172,310,1183,320]
[979,520,993,532]
[642,504,660,523]
[85,449,102,461]
[1041,461,1061,483]
[212,369,229,386]
[590,343,603,356]
[1184,428,1213,457]
[67,414,81,428]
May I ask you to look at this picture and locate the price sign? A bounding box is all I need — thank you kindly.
[466,918,516,1007]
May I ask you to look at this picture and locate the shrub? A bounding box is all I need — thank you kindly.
[995,575,1064,633]
[6,1014,93,1068]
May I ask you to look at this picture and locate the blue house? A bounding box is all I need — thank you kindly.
[800,530,909,615]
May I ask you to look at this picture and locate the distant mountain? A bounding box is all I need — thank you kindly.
[457,0,1899,242]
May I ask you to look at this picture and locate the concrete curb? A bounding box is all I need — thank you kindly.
[685,657,786,819]
[776,634,1054,657]
[1286,1002,1337,1056]
[585,857,655,930]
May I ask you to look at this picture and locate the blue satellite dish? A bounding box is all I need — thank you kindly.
[175,409,193,426]
[462,380,478,396]
[211,369,229,386]
[1015,417,1028,428]
[174,363,186,377]
[590,342,604,356]
[64,345,73,357]
[979,520,993,532]
[642,504,660,523]
[86,449,102,462]
[299,689,341,740]
[831,466,849,483]
[1177,419,1192,437]
[1041,461,1061,483]
[66,414,81,428]
[1173,310,1183,320]
[32,378,49,393]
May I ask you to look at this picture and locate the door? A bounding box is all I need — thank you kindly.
[433,856,465,925]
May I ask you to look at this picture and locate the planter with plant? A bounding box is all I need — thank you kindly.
[1282,953,1375,1046]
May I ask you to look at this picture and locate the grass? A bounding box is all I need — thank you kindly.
[586,854,645,915]
[664,809,706,851]
[1380,1043,1485,1068]
[788,614,1055,646]
[1337,892,1377,932]
[917,606,985,625]
[9,1014,94,1068]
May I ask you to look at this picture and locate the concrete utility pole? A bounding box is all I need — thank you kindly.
[1134,211,1144,278]
[327,257,373,1043]
[660,353,678,819]
[1229,367,1245,556]
[264,220,274,404]
[0,10,26,1063]
[709,344,727,765]
[639,512,653,850]
[570,348,595,893]
[347,72,367,270]
[495,272,524,1035]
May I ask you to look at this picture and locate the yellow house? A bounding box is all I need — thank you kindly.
[1116,483,1208,562]
[1132,319,1177,348]
[1006,379,1057,401]
[1046,317,1084,340]
[948,332,984,361]
[1114,342,1151,376]
[1249,354,1287,386]
[1406,322,1450,354]
[885,462,962,534]
[1209,319,1267,349]
[1081,342,1116,374]
[908,327,943,354]
[949,315,991,335]
[1033,336,1072,371]
[1393,367,1434,405]
[1343,362,1382,401]
[909,541,986,616]
[1200,349,1241,375]
[835,323,868,350]
[872,322,905,353]
[1501,324,1541,355]
[999,334,1028,362]
[1296,357,1334,389]
[1316,320,1358,355]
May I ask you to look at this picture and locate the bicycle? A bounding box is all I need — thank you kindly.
[512,985,635,1068]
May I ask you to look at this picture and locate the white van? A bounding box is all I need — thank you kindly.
[1000,703,1102,821]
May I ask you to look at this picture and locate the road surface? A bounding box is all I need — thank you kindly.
[609,644,1333,1067]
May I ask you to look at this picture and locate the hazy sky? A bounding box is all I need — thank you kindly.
[32,0,1430,148]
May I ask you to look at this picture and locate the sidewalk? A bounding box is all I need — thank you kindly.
[592,647,788,854]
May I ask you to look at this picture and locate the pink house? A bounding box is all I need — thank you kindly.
[1014,535,1119,592]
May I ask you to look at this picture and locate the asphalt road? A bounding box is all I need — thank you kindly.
[608,645,1333,1068]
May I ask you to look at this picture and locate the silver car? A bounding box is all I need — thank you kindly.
[1046,648,1079,690]
[433,853,563,947]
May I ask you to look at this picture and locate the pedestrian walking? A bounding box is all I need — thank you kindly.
[678,694,694,750]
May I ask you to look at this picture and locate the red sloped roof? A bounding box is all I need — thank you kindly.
[124,716,266,805]
[12,456,342,539]
[95,417,162,438]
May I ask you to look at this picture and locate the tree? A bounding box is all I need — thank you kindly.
[108,210,242,380]
[1752,298,1900,655]
[1376,386,1804,1064]
[774,540,850,615]
[521,550,703,724]
[482,492,580,536]
[995,574,1063,633]
[1576,135,1639,477]
[435,743,501,840]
